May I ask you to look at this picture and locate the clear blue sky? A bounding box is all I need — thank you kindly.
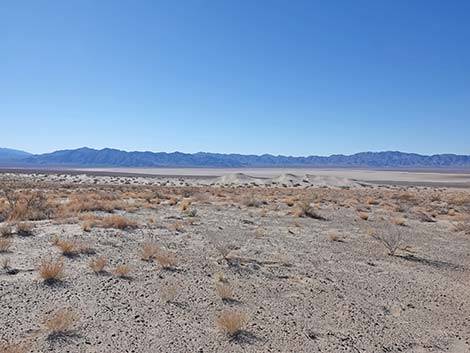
[1,0,469,156]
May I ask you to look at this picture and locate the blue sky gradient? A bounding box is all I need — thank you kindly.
[1,0,469,156]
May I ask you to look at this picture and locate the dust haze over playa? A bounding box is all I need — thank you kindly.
[1,1,470,353]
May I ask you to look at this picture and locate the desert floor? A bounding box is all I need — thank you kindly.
[0,171,469,352]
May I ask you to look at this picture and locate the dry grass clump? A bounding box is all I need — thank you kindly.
[242,196,264,208]
[0,223,14,236]
[393,217,406,226]
[54,239,93,256]
[328,231,342,242]
[179,199,192,211]
[0,340,30,353]
[216,310,248,337]
[215,282,234,301]
[38,258,64,283]
[113,264,131,278]
[454,220,470,234]
[168,197,178,206]
[16,222,33,236]
[2,257,11,270]
[155,249,177,269]
[367,198,380,205]
[284,197,296,207]
[141,241,160,262]
[101,215,137,230]
[43,308,78,337]
[215,271,227,283]
[359,213,369,221]
[167,221,184,233]
[0,237,13,252]
[292,201,323,219]
[89,256,108,274]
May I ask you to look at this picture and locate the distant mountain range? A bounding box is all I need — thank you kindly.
[0,147,470,169]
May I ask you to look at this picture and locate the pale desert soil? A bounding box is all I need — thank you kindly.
[0,172,469,353]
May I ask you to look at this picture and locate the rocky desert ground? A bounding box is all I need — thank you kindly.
[0,171,469,353]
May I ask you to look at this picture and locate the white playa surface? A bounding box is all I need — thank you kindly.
[76,168,470,186]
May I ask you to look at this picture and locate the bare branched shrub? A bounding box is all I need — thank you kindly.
[38,258,64,283]
[89,256,107,274]
[43,308,78,338]
[369,228,410,256]
[214,242,236,263]
[141,241,160,262]
[216,310,248,337]
[0,237,13,252]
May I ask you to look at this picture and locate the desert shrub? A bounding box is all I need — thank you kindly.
[113,264,131,278]
[101,215,137,230]
[359,213,369,221]
[369,228,410,256]
[185,208,197,217]
[141,241,160,262]
[293,201,323,219]
[89,256,107,274]
[167,221,184,233]
[2,189,54,221]
[155,249,177,269]
[215,271,227,283]
[0,340,30,353]
[179,199,192,212]
[393,217,406,226]
[16,222,33,236]
[367,198,380,205]
[0,223,14,236]
[328,232,341,242]
[63,193,125,215]
[455,220,470,235]
[0,237,12,252]
[44,308,78,338]
[55,239,93,257]
[214,242,236,263]
[2,257,11,270]
[215,283,234,301]
[242,196,264,208]
[38,258,64,283]
[216,310,248,337]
